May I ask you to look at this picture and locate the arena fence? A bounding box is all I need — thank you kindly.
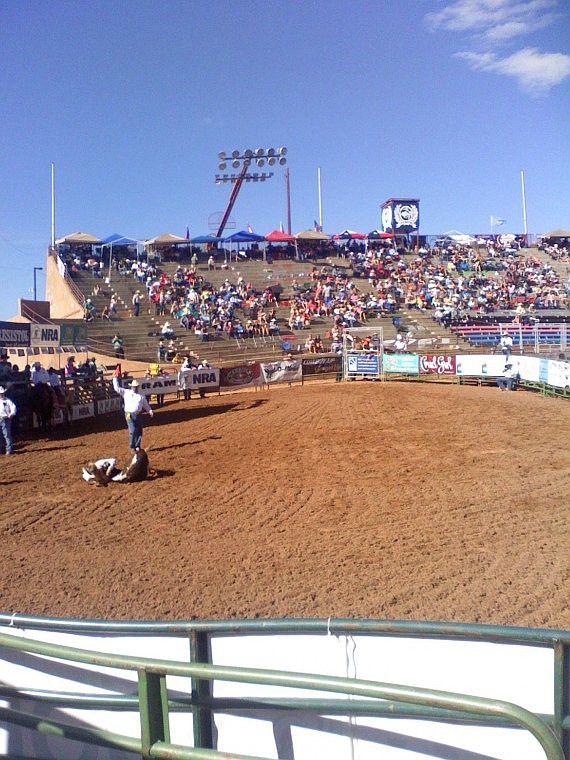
[0,617,568,760]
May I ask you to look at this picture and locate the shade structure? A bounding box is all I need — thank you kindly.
[144,232,189,246]
[55,232,102,245]
[101,233,138,246]
[541,228,570,238]
[265,229,296,243]
[223,230,266,243]
[295,229,331,241]
[366,229,394,240]
[333,229,367,240]
[190,234,223,244]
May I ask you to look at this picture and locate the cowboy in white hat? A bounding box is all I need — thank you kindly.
[0,385,17,456]
[112,375,153,451]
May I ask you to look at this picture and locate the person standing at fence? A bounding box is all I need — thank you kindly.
[496,363,517,391]
[0,386,17,456]
[112,371,153,451]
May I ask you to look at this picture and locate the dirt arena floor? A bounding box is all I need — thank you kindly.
[1,381,568,630]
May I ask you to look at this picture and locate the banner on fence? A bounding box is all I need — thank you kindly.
[260,358,302,384]
[419,355,456,375]
[71,402,95,421]
[220,363,262,388]
[30,324,60,348]
[302,355,342,377]
[60,323,88,347]
[346,353,380,375]
[546,358,570,388]
[0,322,30,348]
[382,353,419,374]
[96,397,122,415]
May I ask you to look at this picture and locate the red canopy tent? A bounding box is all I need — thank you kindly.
[265,229,296,242]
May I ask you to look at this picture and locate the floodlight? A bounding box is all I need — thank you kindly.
[232,150,240,159]
[244,149,253,159]
[278,156,286,165]
[268,157,276,166]
[278,147,287,156]
[255,148,265,157]
[218,151,227,161]
[232,159,240,168]
[267,148,276,157]
[218,162,227,170]
[243,158,251,167]
[256,158,265,167]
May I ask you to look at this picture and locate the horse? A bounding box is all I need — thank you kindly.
[29,383,55,433]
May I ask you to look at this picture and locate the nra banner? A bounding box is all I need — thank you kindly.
[0,321,30,347]
[419,355,456,375]
[30,323,60,348]
[220,363,262,388]
[260,357,302,384]
[302,355,342,377]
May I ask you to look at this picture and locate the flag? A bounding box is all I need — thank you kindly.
[247,222,253,233]
[185,226,190,240]
[314,220,322,232]
[491,216,506,226]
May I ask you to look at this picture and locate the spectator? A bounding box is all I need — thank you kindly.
[112,334,125,359]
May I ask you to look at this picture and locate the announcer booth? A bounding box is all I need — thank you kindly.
[381,197,420,243]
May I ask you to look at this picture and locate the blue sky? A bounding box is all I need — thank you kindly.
[1,0,569,320]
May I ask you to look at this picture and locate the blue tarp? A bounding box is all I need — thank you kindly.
[223,230,266,243]
[190,235,223,244]
[101,233,138,245]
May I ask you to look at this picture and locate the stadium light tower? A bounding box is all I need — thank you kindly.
[215,147,287,237]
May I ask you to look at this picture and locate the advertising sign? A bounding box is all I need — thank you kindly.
[346,353,379,375]
[30,324,60,348]
[71,403,95,421]
[419,355,456,375]
[95,397,123,416]
[60,323,88,346]
[382,353,419,374]
[220,363,262,388]
[0,321,30,347]
[260,358,302,384]
[302,355,342,377]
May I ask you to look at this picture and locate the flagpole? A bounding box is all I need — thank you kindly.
[51,162,55,249]
[317,167,323,231]
[285,167,292,235]
[521,170,528,241]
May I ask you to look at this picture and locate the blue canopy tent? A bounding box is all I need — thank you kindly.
[101,234,139,282]
[190,235,223,245]
[223,230,266,262]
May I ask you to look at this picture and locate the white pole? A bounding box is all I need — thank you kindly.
[51,162,55,248]
[317,167,323,231]
[490,215,494,237]
[521,170,528,239]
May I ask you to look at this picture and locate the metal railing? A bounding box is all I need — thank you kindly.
[0,618,568,760]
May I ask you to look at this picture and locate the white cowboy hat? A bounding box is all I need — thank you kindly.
[0,386,6,394]
[130,379,140,387]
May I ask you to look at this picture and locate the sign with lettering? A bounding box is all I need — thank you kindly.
[96,397,122,415]
[346,353,379,375]
[302,355,342,377]
[71,403,95,421]
[419,355,456,375]
[0,321,30,347]
[382,353,420,373]
[260,359,302,384]
[220,363,262,388]
[30,324,60,348]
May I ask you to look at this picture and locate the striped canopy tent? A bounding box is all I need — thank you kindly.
[55,232,102,245]
[295,229,331,241]
[333,229,367,240]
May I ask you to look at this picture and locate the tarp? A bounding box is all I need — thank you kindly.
[265,229,296,242]
[333,229,366,240]
[190,234,223,244]
[144,232,189,246]
[295,229,331,241]
[440,230,476,245]
[101,233,138,246]
[55,232,101,245]
[223,230,266,243]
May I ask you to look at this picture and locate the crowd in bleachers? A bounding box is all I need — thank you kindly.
[60,238,569,358]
